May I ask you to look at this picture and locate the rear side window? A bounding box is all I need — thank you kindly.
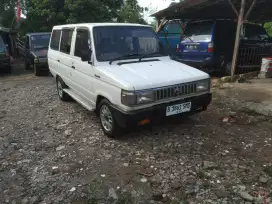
[60,29,74,54]
[50,30,61,50]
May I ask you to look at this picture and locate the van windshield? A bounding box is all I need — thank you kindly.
[184,21,213,42]
[243,24,270,41]
[93,26,167,62]
[31,34,51,50]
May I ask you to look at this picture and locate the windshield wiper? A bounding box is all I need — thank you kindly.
[139,51,161,61]
[109,53,141,65]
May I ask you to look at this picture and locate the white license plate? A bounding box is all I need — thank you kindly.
[166,102,192,116]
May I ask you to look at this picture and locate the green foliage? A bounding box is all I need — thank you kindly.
[118,0,146,24]
[1,0,146,34]
[264,22,272,36]
[149,20,156,31]
[0,0,16,27]
[19,0,123,34]
[14,0,145,35]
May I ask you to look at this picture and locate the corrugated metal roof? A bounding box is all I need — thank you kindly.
[151,0,272,22]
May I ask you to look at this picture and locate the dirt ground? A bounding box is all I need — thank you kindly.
[0,66,272,204]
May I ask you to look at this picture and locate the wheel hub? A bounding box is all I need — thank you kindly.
[57,81,63,97]
[100,105,113,132]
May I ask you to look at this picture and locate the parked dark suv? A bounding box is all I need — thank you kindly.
[0,35,11,74]
[177,20,272,74]
[17,32,51,76]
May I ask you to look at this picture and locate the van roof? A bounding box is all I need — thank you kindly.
[52,23,151,29]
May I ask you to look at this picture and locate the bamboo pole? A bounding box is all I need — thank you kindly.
[228,0,239,16]
[231,0,246,81]
[244,0,257,21]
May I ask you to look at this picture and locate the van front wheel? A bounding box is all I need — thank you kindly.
[98,99,121,138]
[34,65,42,76]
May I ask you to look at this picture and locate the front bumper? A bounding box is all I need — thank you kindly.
[112,93,212,128]
[0,58,11,72]
[35,58,48,71]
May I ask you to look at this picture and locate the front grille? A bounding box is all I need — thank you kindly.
[155,82,197,101]
[238,46,269,73]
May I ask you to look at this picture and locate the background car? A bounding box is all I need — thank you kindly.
[0,35,11,74]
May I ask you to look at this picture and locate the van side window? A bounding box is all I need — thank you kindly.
[60,29,73,54]
[50,30,61,50]
[74,29,90,59]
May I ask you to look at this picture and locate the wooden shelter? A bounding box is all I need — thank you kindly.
[0,26,18,58]
[152,0,272,80]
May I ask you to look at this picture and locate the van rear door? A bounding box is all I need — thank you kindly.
[179,21,214,62]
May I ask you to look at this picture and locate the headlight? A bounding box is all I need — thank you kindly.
[121,90,155,106]
[34,56,39,63]
[137,91,155,104]
[196,79,210,92]
[121,90,136,106]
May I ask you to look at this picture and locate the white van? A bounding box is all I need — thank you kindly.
[48,23,212,137]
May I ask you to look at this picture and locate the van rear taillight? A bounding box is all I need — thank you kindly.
[208,43,213,53]
[176,44,180,52]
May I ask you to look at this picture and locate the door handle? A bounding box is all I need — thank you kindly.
[94,74,100,78]
[71,66,75,69]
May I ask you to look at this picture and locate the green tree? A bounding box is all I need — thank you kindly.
[264,22,272,36]
[118,0,146,24]
[20,0,123,34]
[0,0,16,27]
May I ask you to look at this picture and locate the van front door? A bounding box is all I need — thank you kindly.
[71,28,95,104]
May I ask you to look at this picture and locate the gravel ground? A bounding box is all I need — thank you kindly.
[0,74,271,204]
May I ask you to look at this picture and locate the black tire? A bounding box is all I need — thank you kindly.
[7,66,11,74]
[34,64,42,76]
[4,65,11,74]
[56,77,71,101]
[224,62,232,76]
[98,99,121,138]
[24,60,30,70]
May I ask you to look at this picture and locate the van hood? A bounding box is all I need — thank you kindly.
[101,57,209,90]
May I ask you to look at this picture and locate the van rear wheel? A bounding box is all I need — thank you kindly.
[56,77,71,101]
